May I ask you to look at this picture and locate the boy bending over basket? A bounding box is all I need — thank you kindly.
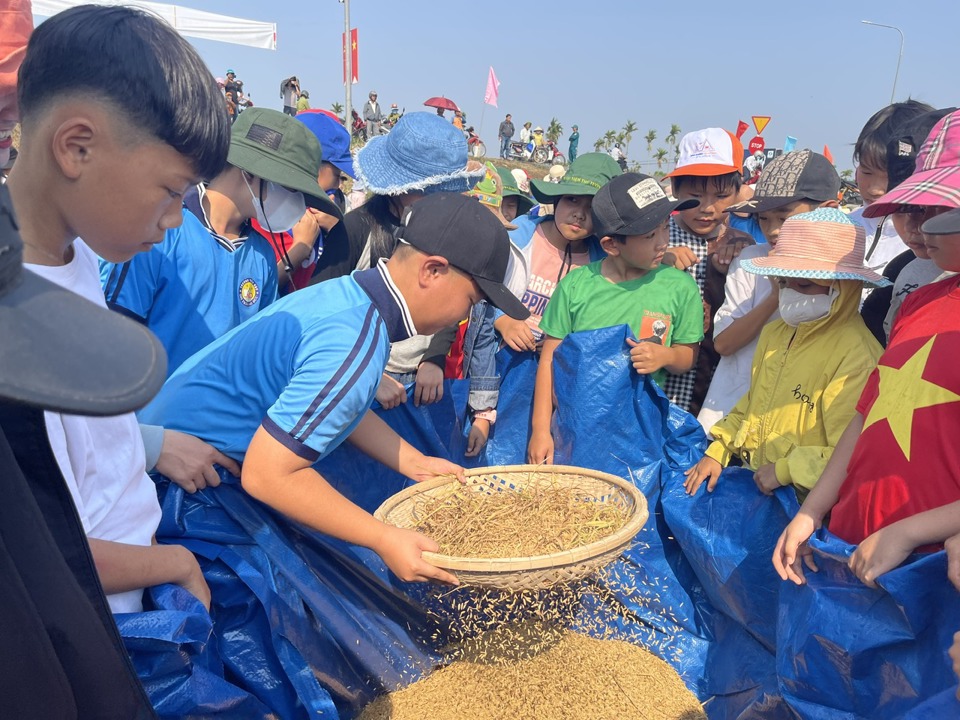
[142,193,530,584]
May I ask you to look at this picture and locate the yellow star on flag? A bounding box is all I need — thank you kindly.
[862,336,960,461]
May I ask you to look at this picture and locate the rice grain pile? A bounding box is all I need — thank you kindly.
[411,477,628,559]
[359,624,705,720]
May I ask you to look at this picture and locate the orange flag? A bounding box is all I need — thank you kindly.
[823,145,834,164]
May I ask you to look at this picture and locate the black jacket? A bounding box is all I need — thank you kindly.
[0,402,155,719]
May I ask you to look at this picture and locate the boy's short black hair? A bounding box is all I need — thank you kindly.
[853,99,934,168]
[671,171,742,197]
[18,5,229,181]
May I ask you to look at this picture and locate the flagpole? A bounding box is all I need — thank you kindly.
[340,0,352,130]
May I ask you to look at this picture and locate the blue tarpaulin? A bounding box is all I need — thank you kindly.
[123,326,959,718]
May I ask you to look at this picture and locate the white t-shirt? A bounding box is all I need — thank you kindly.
[884,258,954,340]
[848,206,904,278]
[27,240,162,614]
[698,244,779,433]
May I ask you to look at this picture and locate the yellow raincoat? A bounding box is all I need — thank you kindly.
[704,280,883,497]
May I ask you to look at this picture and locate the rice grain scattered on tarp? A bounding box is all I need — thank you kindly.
[359,626,705,720]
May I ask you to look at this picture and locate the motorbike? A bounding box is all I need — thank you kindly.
[537,140,566,166]
[506,139,565,165]
[465,126,485,158]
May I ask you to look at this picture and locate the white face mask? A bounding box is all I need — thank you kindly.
[778,285,838,327]
[244,175,307,232]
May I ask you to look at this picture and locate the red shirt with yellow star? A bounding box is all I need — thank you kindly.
[830,275,960,546]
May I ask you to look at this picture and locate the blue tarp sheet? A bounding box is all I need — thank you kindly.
[124,326,959,718]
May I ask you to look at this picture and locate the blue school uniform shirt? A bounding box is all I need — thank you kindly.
[139,261,415,464]
[100,185,279,376]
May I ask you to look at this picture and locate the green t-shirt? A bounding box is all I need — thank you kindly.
[539,261,704,387]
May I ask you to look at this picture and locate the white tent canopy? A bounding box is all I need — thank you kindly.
[32,0,277,50]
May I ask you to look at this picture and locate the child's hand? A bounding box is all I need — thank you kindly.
[627,338,670,375]
[773,512,819,585]
[312,208,340,232]
[527,430,554,465]
[753,464,781,495]
[950,631,960,692]
[494,315,536,352]
[710,237,751,272]
[683,455,722,495]
[156,430,241,492]
[414,362,444,407]
[171,545,212,610]
[374,525,459,585]
[409,455,464,484]
[662,245,698,270]
[376,373,407,409]
[465,418,490,457]
[946,532,960,592]
[848,524,915,588]
[291,210,322,248]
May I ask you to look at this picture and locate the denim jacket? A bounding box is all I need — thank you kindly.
[462,301,499,415]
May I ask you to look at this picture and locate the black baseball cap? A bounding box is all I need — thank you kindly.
[0,186,167,415]
[591,173,697,238]
[395,193,529,320]
[725,150,840,214]
[920,207,960,235]
[885,108,956,190]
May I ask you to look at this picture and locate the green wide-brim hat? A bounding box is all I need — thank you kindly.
[496,166,534,215]
[529,153,622,204]
[227,107,341,218]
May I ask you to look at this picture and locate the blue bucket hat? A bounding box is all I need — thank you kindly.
[295,110,355,179]
[354,112,485,196]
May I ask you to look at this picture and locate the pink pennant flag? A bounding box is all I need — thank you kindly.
[483,66,500,107]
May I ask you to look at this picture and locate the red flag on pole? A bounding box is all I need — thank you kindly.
[823,144,834,164]
[342,28,359,85]
[736,120,749,139]
[484,66,500,107]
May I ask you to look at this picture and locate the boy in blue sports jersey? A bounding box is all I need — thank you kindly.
[142,193,530,584]
[101,108,342,376]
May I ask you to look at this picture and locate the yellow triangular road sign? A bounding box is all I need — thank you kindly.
[752,116,771,135]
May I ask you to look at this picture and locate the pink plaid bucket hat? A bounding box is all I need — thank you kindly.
[741,208,890,287]
[863,109,960,217]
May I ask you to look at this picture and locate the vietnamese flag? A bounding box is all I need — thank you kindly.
[823,144,834,164]
[830,282,960,546]
[736,120,749,139]
[341,28,359,85]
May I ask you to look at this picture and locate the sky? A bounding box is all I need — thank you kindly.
[38,0,960,172]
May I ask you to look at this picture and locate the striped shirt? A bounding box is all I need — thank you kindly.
[140,260,415,464]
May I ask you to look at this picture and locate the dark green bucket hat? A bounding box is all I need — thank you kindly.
[496,166,534,216]
[529,152,622,205]
[227,107,341,218]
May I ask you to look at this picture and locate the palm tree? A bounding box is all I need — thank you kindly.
[546,117,563,144]
[622,120,637,154]
[645,129,657,153]
[666,124,682,147]
[593,138,605,152]
[603,130,617,150]
[654,148,669,170]
[840,168,854,181]
[332,102,344,123]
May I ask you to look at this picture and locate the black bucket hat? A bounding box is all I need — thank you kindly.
[0,186,166,414]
